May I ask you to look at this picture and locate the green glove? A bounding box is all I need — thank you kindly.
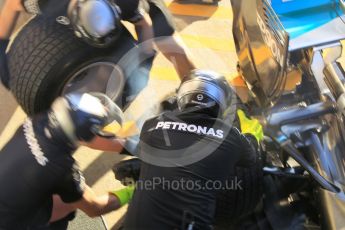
[237,109,264,143]
[110,185,135,206]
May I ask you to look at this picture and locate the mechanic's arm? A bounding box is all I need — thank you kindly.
[71,185,134,218]
[134,15,154,55]
[81,136,126,152]
[0,0,24,39]
[52,164,134,221]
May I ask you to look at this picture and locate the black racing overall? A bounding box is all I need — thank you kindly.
[124,110,256,229]
[0,114,85,229]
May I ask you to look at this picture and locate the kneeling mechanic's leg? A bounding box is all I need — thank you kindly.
[155,34,195,80]
[0,0,23,39]
[147,0,196,80]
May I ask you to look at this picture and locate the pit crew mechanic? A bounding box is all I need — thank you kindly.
[121,70,259,229]
[0,0,195,89]
[0,92,134,229]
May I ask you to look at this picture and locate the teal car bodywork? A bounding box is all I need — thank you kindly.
[231,0,345,105]
[271,0,345,50]
[231,1,345,229]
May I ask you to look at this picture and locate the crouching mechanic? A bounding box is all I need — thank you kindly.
[0,0,195,89]
[121,70,258,229]
[0,92,134,229]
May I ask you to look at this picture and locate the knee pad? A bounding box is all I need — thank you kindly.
[22,0,69,15]
[21,0,47,14]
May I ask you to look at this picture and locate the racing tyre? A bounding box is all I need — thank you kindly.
[8,14,135,115]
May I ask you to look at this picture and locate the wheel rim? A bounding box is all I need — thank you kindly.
[62,62,125,101]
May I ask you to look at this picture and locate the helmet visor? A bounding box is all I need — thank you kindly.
[177,78,227,111]
[89,92,124,138]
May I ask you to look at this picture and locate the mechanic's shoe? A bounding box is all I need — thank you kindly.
[113,158,141,186]
[0,39,10,90]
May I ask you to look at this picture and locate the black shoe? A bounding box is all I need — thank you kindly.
[112,158,141,185]
[0,39,10,90]
[49,211,76,230]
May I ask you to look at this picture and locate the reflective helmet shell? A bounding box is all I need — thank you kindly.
[177,70,232,116]
[68,0,122,48]
[50,93,123,144]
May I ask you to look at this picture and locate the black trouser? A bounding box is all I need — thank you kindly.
[21,0,69,15]
[0,40,10,89]
[146,0,175,38]
[39,212,76,230]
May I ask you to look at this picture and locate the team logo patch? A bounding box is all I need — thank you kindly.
[155,121,224,139]
[56,16,70,25]
[23,119,49,166]
[197,94,204,101]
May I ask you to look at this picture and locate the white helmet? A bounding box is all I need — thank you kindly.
[177,70,233,117]
[49,92,123,145]
[68,0,122,47]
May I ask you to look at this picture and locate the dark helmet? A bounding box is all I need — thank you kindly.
[177,70,233,117]
[48,92,123,146]
[68,0,122,48]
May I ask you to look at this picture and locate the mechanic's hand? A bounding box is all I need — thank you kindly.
[123,135,140,155]
[81,135,126,152]
[0,40,10,89]
[110,185,135,206]
[237,109,264,143]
